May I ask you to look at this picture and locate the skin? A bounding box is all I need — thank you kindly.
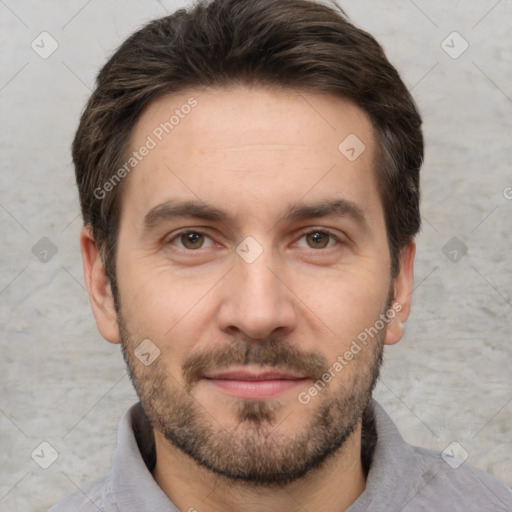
[81,86,415,512]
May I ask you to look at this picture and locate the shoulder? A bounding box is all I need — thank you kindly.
[358,402,512,512]
[405,445,512,511]
[47,472,117,512]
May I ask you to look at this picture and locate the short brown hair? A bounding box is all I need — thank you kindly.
[73,0,422,288]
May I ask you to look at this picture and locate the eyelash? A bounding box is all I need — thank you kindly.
[166,228,343,251]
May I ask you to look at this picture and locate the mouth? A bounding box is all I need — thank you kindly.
[202,367,311,399]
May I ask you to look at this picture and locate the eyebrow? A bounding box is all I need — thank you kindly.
[143,200,228,230]
[142,197,368,232]
[281,198,368,229]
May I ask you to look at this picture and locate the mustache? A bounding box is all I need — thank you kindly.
[182,336,329,391]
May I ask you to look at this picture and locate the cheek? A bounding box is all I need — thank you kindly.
[115,259,172,336]
[116,257,221,356]
[292,269,390,344]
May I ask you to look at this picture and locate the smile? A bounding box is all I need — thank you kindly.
[202,368,310,399]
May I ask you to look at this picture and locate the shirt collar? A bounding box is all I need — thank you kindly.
[347,401,425,511]
[111,403,180,511]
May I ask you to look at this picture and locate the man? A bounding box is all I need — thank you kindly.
[49,0,512,510]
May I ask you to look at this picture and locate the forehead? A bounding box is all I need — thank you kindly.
[121,85,381,226]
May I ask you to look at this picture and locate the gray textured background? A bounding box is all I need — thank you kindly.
[1,0,511,510]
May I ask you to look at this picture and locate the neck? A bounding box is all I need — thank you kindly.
[152,422,367,512]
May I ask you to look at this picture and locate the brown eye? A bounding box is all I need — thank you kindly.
[305,231,331,249]
[180,232,206,249]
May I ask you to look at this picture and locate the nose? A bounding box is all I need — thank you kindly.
[216,250,298,340]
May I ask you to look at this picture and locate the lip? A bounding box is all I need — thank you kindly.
[202,367,310,399]
[204,368,307,380]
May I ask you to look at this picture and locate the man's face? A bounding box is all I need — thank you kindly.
[109,86,402,483]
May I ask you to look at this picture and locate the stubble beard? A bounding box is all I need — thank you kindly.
[118,316,385,487]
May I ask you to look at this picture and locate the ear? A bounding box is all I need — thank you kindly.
[80,226,121,344]
[384,240,415,346]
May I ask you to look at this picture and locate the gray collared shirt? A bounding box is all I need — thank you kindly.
[48,400,512,511]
